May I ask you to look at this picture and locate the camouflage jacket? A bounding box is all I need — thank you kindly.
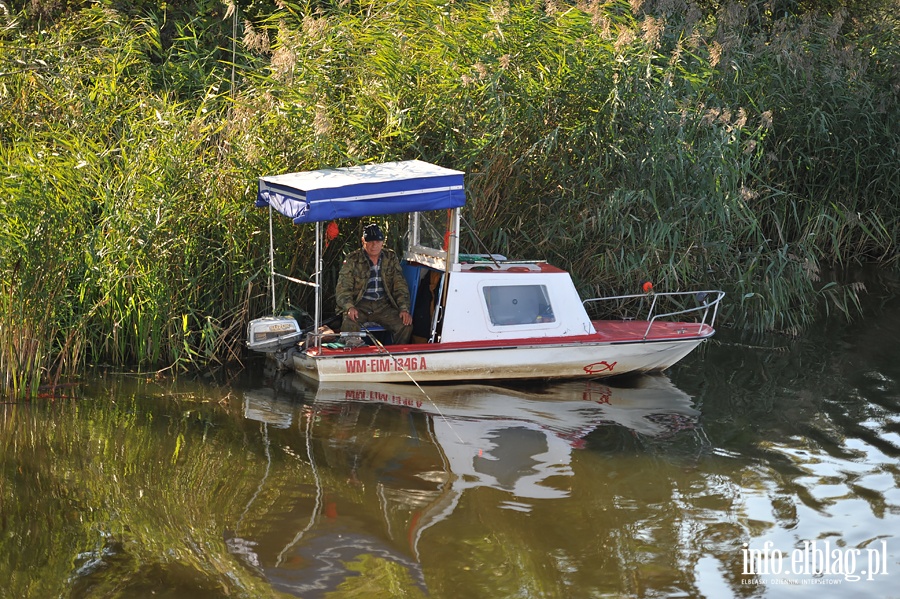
[335,248,411,314]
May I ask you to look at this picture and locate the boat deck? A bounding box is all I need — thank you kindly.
[591,320,715,342]
[306,319,714,357]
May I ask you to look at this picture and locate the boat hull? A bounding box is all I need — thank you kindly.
[284,335,708,383]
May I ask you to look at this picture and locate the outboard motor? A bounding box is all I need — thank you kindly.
[246,316,304,353]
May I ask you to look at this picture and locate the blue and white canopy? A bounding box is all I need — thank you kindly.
[256,160,466,224]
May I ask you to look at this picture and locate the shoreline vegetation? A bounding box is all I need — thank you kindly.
[1,0,898,398]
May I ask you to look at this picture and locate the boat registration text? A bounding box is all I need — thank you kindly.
[345,356,428,373]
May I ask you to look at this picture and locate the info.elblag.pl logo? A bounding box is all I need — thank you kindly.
[742,540,890,584]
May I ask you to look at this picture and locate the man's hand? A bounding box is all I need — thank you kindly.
[347,307,359,322]
[400,310,412,326]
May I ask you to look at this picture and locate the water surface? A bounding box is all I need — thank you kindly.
[2,292,898,598]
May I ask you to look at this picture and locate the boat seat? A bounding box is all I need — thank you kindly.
[360,322,392,345]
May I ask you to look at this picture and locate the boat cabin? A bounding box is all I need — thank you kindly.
[405,257,595,344]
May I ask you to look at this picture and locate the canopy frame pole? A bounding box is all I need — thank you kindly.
[431,207,461,343]
[313,221,322,349]
[268,204,276,313]
[408,212,420,247]
[447,206,460,269]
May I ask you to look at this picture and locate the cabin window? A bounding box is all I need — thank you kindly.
[482,285,555,326]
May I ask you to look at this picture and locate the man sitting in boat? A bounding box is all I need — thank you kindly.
[335,223,413,345]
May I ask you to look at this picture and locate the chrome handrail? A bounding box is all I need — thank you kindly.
[582,290,725,340]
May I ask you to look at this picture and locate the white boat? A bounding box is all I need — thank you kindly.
[247,160,723,383]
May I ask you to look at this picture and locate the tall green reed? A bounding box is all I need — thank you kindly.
[1,6,268,396]
[1,0,898,397]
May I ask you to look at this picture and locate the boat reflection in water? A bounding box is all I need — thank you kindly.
[228,373,701,597]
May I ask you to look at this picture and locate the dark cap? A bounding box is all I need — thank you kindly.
[363,223,385,241]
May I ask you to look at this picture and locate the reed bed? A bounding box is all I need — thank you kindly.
[1,0,898,397]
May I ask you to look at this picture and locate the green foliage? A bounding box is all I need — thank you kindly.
[1,6,263,395]
[1,0,898,396]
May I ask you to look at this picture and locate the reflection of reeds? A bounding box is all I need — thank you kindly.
[0,375,291,597]
[1,2,898,394]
